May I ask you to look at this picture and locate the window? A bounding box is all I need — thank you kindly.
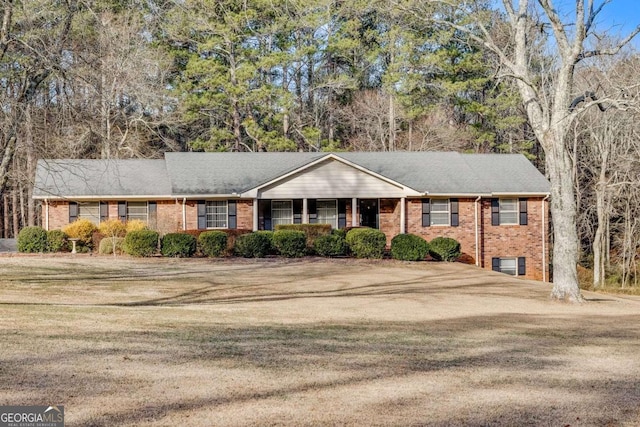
[127,202,148,223]
[499,258,517,276]
[422,198,458,227]
[272,200,293,226]
[316,199,337,228]
[78,202,100,224]
[492,257,526,276]
[499,198,519,225]
[430,199,450,226]
[206,201,228,228]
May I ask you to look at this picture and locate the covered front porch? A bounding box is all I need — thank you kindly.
[252,197,405,241]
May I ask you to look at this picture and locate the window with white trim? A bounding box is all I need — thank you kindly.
[206,201,228,228]
[316,199,338,228]
[430,199,450,226]
[78,202,100,224]
[493,256,526,276]
[127,202,149,223]
[499,258,517,276]
[499,198,519,225]
[272,200,293,226]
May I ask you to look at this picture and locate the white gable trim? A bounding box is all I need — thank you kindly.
[241,154,423,198]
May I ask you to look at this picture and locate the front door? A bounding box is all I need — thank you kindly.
[359,199,379,228]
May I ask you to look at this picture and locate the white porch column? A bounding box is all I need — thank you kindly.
[302,198,308,224]
[44,200,49,231]
[253,199,259,231]
[352,198,358,227]
[400,197,406,234]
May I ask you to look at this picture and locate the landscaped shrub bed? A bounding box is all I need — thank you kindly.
[428,237,461,262]
[345,227,387,259]
[198,231,228,257]
[161,233,197,257]
[17,226,48,253]
[390,234,429,261]
[272,229,307,258]
[314,233,348,257]
[123,229,159,257]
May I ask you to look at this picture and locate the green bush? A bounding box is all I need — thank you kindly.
[390,234,429,261]
[17,226,48,253]
[99,237,124,255]
[123,229,159,257]
[272,229,307,258]
[234,232,272,258]
[345,228,387,259]
[428,237,461,262]
[46,230,67,252]
[199,231,228,257]
[275,224,332,252]
[161,233,197,257]
[331,228,347,239]
[314,233,348,257]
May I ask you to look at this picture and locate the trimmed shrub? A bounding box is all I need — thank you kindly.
[161,233,197,257]
[123,229,159,257]
[17,226,48,253]
[272,229,307,258]
[199,231,228,257]
[99,237,124,255]
[46,230,67,252]
[331,228,347,239]
[428,237,461,262]
[234,232,272,258]
[125,219,148,233]
[390,234,429,261]
[314,233,348,257]
[345,228,387,259]
[275,224,332,251]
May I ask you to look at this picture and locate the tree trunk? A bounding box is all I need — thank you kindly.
[3,193,9,238]
[546,141,583,301]
[11,189,18,237]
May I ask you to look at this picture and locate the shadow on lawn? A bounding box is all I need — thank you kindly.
[2,313,640,426]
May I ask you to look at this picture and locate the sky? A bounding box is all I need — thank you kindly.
[594,0,640,37]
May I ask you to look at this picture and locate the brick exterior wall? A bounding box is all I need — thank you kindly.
[47,201,70,231]
[236,200,253,230]
[379,199,400,246]
[479,197,548,281]
[406,198,479,264]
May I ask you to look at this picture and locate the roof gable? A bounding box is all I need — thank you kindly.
[247,154,422,198]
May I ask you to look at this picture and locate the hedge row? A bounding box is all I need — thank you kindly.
[18,223,461,262]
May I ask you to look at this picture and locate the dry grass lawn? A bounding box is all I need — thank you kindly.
[0,256,639,426]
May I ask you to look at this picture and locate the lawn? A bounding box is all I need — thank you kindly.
[0,256,639,426]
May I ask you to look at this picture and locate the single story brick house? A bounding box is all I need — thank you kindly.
[33,152,550,280]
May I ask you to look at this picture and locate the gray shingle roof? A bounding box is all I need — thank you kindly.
[33,159,171,199]
[33,152,550,199]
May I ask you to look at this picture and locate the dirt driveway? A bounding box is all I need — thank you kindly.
[0,256,639,426]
